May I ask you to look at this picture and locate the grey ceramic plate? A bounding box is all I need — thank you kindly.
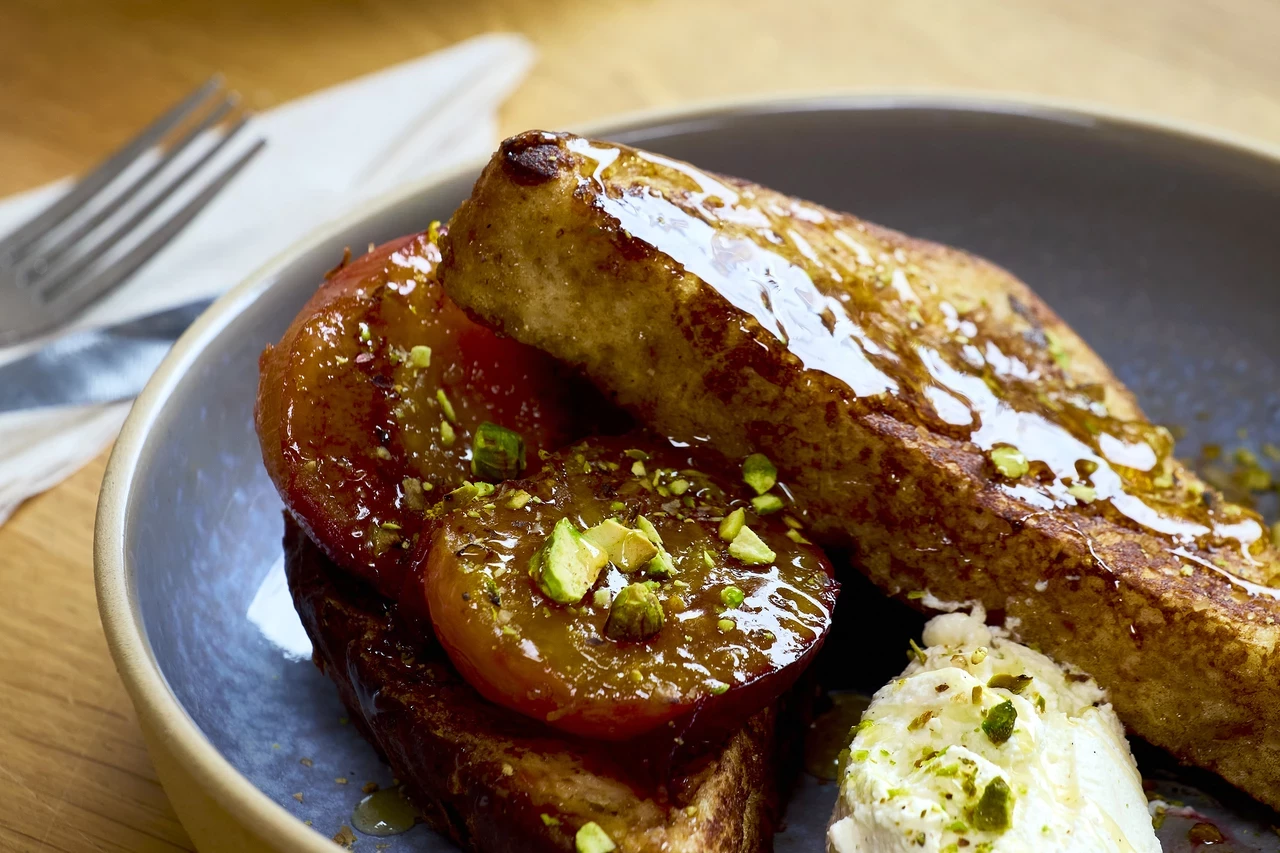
[97,95,1280,853]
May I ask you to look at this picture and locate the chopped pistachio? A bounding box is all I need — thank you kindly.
[908,709,936,731]
[575,821,616,853]
[604,582,664,641]
[436,389,457,422]
[785,528,812,545]
[1044,328,1071,371]
[631,460,647,477]
[987,674,1033,694]
[592,588,613,609]
[584,519,659,571]
[668,478,690,496]
[505,489,532,510]
[729,526,776,565]
[702,549,716,569]
[471,422,526,482]
[409,345,432,368]
[751,493,785,515]
[440,419,456,447]
[529,517,608,605]
[446,480,495,505]
[717,617,736,632]
[1067,482,1097,504]
[982,701,1017,746]
[782,515,803,529]
[375,446,392,460]
[427,219,442,245]
[708,681,730,696]
[635,515,663,546]
[742,453,778,495]
[623,448,649,461]
[358,321,371,342]
[973,777,1014,832]
[646,549,676,579]
[720,585,746,609]
[990,446,1029,479]
[718,507,746,542]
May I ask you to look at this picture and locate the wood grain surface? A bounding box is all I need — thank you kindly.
[1,1,1278,850]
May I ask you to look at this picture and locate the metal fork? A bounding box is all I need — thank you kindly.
[0,77,266,346]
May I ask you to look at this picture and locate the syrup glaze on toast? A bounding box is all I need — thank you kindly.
[441,131,1280,807]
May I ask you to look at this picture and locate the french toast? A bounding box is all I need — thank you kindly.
[440,131,1280,808]
[284,515,788,853]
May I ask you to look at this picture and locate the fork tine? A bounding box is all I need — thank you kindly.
[42,137,266,321]
[40,114,255,302]
[0,76,224,260]
[30,92,239,277]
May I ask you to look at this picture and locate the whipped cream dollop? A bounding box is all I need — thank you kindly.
[828,611,1159,853]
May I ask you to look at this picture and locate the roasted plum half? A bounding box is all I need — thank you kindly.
[256,230,614,596]
[411,435,839,741]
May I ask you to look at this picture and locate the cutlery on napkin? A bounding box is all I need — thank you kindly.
[0,33,535,525]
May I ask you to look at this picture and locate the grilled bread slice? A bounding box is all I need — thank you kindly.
[284,516,786,853]
[439,131,1280,808]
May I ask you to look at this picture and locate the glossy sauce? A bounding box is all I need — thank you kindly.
[351,786,419,837]
[411,435,838,741]
[560,135,1273,582]
[257,231,616,596]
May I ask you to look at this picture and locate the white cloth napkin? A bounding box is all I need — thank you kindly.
[0,33,534,525]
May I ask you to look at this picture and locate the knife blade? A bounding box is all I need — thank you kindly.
[0,299,213,413]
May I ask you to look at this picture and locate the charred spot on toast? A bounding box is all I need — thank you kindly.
[502,131,570,185]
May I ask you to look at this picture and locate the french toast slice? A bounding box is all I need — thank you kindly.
[439,131,1280,808]
[284,516,786,853]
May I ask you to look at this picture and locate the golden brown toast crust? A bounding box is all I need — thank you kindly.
[284,517,781,853]
[440,131,1280,808]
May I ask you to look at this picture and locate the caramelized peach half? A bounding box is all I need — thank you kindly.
[412,435,838,741]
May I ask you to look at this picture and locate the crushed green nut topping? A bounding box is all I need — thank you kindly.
[409,345,432,368]
[982,700,1017,746]
[471,422,526,483]
[718,507,746,542]
[575,821,616,853]
[990,445,1029,479]
[1067,482,1097,504]
[987,673,1033,694]
[604,582,665,641]
[529,517,608,605]
[728,525,776,565]
[973,777,1014,832]
[436,388,457,422]
[742,453,778,495]
[751,493,784,515]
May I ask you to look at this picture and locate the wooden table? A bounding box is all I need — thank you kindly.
[2,1,1278,850]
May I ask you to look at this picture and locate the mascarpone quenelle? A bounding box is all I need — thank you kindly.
[828,610,1159,853]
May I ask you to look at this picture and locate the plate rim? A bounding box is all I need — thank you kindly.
[94,90,1280,851]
